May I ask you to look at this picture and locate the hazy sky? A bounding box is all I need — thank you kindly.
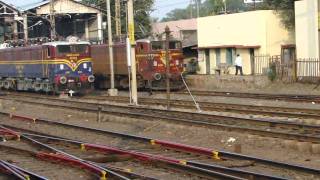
[151,0,191,19]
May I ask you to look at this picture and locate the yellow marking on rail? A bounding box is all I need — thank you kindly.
[80,144,86,151]
[212,151,220,160]
[150,139,156,145]
[179,160,187,165]
[100,171,107,180]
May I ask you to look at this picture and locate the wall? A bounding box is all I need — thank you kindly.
[295,0,319,58]
[197,10,294,75]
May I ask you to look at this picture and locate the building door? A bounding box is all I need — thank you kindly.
[205,49,210,74]
[226,48,234,65]
[215,49,221,66]
[249,48,255,75]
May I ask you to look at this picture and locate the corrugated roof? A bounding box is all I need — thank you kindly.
[0,0,100,12]
[0,0,46,11]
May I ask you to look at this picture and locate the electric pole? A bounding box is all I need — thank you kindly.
[189,0,193,18]
[50,0,56,40]
[106,0,118,96]
[196,0,199,18]
[165,26,171,110]
[127,0,138,105]
[115,0,121,39]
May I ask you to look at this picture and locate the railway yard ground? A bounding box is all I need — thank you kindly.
[1,86,320,179]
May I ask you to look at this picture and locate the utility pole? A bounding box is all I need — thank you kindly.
[165,26,171,110]
[196,0,200,18]
[115,0,121,39]
[189,0,193,18]
[127,0,138,105]
[106,0,118,96]
[49,0,56,41]
[23,14,28,45]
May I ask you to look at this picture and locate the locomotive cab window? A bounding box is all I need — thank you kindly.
[169,41,182,50]
[47,47,51,58]
[151,41,164,50]
[56,44,89,56]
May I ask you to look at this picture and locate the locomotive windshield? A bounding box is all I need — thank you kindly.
[151,41,182,51]
[57,44,89,56]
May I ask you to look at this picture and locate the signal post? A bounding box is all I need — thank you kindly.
[106,0,118,96]
[128,0,138,105]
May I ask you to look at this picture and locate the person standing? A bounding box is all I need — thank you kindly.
[235,54,243,75]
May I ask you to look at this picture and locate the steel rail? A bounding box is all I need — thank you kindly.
[0,160,49,180]
[173,91,320,103]
[0,161,28,180]
[1,95,320,143]
[89,95,320,119]
[2,115,320,176]
[2,126,248,180]
[21,135,129,180]
[20,132,287,180]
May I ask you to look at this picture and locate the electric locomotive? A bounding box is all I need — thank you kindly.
[0,41,95,94]
[91,39,184,90]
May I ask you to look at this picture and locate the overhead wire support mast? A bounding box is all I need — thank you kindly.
[107,0,118,96]
[165,26,171,110]
[115,0,121,38]
[127,0,138,105]
[49,0,56,40]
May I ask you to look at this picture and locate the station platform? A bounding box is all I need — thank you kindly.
[185,75,320,95]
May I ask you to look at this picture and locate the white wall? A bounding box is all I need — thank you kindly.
[295,0,319,58]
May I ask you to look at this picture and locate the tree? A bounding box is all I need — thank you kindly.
[263,0,295,30]
[82,0,154,39]
[160,0,249,22]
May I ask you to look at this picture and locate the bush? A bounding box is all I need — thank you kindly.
[267,62,277,81]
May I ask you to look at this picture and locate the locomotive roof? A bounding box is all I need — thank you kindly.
[43,41,91,47]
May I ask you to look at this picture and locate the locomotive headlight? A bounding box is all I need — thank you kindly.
[175,60,179,65]
[153,61,158,67]
[60,76,67,84]
[88,75,95,83]
[153,73,162,81]
[60,64,64,70]
[83,63,88,69]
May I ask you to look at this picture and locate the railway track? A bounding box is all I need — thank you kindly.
[85,95,320,120]
[1,126,225,180]
[1,93,320,143]
[1,117,320,180]
[172,90,320,103]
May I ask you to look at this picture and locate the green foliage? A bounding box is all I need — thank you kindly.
[268,62,277,81]
[161,0,250,22]
[82,0,154,39]
[160,0,295,30]
[263,0,295,30]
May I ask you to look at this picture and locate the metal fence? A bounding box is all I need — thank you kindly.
[253,55,270,75]
[253,56,320,83]
[296,58,320,82]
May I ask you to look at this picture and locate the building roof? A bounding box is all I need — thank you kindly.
[152,18,197,39]
[0,0,20,14]
[0,0,100,12]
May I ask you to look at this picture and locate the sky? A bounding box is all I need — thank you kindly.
[151,0,191,19]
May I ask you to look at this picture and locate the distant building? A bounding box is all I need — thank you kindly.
[152,19,198,64]
[0,0,104,43]
[197,10,294,75]
[0,1,20,42]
